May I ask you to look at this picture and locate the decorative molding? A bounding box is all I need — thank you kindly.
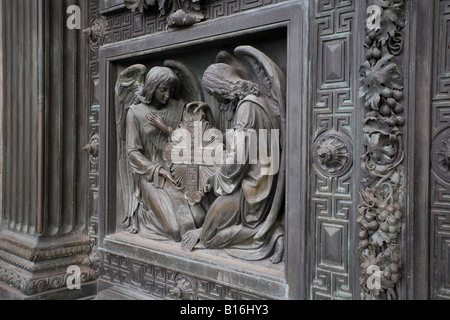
[0,239,92,264]
[0,264,98,296]
[101,0,284,44]
[100,252,266,300]
[358,0,406,300]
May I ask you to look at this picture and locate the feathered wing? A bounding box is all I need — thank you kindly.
[234,46,287,240]
[234,46,286,119]
[216,50,255,82]
[164,60,204,103]
[115,64,147,232]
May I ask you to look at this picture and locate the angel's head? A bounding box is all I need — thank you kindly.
[202,63,259,104]
[143,67,181,107]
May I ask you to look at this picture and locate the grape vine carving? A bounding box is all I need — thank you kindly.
[358,0,405,300]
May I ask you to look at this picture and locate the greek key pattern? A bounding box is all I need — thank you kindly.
[100,252,266,300]
[310,0,355,300]
[431,0,450,301]
[101,0,284,44]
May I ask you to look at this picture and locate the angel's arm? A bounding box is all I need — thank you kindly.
[147,113,174,137]
[213,101,256,196]
[126,110,160,182]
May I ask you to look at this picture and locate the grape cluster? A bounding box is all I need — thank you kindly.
[378,203,402,242]
[364,31,405,126]
[358,201,403,247]
[379,89,404,123]
[357,205,379,248]
[364,30,378,65]
[364,86,405,124]
[382,249,403,285]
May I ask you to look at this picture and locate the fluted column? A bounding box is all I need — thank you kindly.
[0,0,3,223]
[0,0,96,300]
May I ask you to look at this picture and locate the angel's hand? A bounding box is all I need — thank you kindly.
[187,102,215,125]
[187,102,210,113]
[147,113,173,136]
[147,112,166,129]
[160,168,182,190]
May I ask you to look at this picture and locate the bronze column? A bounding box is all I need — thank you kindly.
[0,0,96,300]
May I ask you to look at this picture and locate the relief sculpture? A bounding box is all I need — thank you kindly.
[116,63,206,241]
[115,45,286,264]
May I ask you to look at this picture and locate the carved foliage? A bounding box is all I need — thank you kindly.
[123,0,204,27]
[358,0,405,300]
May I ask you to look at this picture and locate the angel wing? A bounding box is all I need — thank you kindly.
[164,59,204,103]
[234,46,286,120]
[216,50,254,82]
[115,64,147,233]
[234,46,287,240]
[115,64,147,144]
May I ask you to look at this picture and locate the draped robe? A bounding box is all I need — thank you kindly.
[126,99,205,241]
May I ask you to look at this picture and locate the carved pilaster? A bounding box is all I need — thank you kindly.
[430,0,450,301]
[358,0,406,300]
[310,0,356,300]
[0,0,96,299]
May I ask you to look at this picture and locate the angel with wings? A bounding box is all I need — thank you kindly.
[116,62,206,242]
[182,46,287,264]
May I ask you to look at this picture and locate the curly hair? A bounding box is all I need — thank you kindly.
[202,63,259,103]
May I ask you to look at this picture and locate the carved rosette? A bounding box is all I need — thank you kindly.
[358,0,406,300]
[83,133,100,164]
[431,129,450,182]
[313,130,353,178]
[83,19,106,52]
[169,274,198,300]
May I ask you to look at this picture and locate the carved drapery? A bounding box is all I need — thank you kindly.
[358,0,406,300]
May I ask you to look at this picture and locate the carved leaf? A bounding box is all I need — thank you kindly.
[365,133,398,166]
[359,54,403,110]
[359,189,377,208]
[372,0,405,45]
